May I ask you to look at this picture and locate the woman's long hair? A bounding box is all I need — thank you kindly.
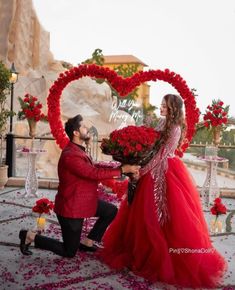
[161,94,186,148]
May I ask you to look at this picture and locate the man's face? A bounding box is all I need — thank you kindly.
[77,121,90,142]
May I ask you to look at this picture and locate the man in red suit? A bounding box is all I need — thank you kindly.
[19,114,139,257]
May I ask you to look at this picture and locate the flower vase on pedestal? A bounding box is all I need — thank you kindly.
[28,119,37,150]
[24,119,38,197]
[28,119,37,138]
[210,217,223,234]
[213,126,222,147]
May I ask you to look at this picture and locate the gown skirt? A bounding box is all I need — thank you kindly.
[99,157,227,288]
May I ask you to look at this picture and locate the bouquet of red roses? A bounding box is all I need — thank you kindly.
[18,94,47,122]
[101,126,162,205]
[210,198,227,219]
[203,99,229,128]
[101,125,161,166]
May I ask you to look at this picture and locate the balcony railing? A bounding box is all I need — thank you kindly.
[4,133,235,179]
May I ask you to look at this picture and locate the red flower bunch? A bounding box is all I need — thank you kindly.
[47,64,200,154]
[18,94,48,122]
[210,198,227,218]
[32,198,54,215]
[203,99,229,128]
[101,126,161,165]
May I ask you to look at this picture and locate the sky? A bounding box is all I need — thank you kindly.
[33,0,235,117]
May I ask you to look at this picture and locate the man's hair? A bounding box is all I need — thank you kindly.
[65,114,83,141]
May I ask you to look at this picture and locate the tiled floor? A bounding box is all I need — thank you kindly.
[0,183,234,290]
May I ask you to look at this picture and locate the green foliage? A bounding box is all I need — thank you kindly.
[61,61,73,70]
[0,61,15,165]
[114,63,139,78]
[218,128,235,170]
[143,104,158,127]
[0,61,14,135]
[82,48,104,66]
[189,126,235,170]
[0,61,11,95]
[192,126,213,144]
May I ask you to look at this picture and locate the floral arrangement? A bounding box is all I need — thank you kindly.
[32,198,54,234]
[18,93,47,122]
[32,198,54,215]
[47,64,200,154]
[203,99,229,129]
[101,125,161,166]
[210,198,227,220]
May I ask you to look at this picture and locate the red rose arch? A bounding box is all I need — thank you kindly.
[47,64,200,156]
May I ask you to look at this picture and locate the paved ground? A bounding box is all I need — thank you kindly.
[0,168,235,290]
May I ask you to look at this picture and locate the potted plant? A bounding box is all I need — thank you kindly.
[0,61,15,189]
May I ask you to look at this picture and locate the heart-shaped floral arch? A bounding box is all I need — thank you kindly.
[47,64,200,156]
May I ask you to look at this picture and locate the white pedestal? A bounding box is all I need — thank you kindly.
[24,152,38,198]
[198,156,228,209]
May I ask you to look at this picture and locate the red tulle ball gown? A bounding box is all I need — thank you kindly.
[99,122,227,289]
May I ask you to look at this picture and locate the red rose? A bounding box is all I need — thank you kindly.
[32,198,54,215]
[216,203,227,214]
[210,198,227,216]
[222,117,227,123]
[136,144,142,152]
[210,207,218,215]
[214,197,221,204]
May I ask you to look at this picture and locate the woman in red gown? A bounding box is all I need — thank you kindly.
[99,94,227,288]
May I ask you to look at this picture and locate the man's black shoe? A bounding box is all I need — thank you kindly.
[19,230,32,256]
[79,243,98,252]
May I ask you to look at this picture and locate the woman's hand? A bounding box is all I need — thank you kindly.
[132,171,140,180]
[121,165,140,175]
